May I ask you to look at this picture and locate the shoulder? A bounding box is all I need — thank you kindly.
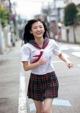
[49,39,57,45]
[21,43,32,53]
[21,43,32,49]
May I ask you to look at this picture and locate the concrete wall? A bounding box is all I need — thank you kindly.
[0,23,6,54]
[0,30,6,54]
[61,25,80,44]
[0,25,12,54]
[75,26,80,42]
[3,26,12,47]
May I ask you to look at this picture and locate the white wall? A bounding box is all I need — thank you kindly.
[61,25,80,43]
[71,0,80,5]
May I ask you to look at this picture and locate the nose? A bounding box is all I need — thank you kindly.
[37,27,41,31]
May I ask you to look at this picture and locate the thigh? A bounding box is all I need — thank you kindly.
[44,98,53,109]
[33,100,43,113]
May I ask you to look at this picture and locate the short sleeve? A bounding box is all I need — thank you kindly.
[21,44,30,62]
[52,40,61,56]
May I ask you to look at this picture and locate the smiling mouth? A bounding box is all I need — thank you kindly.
[36,32,42,35]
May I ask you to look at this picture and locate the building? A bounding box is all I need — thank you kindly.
[65,0,80,5]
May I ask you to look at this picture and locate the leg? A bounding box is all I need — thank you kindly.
[43,98,53,113]
[33,100,43,113]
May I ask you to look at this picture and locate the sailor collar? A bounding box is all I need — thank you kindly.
[28,38,49,63]
[28,38,49,49]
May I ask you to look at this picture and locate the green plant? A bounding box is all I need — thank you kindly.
[64,3,78,26]
[76,5,80,23]
[0,5,9,27]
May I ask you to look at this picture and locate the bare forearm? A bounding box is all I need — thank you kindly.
[58,53,73,69]
[23,62,40,71]
[58,53,69,63]
[23,58,48,71]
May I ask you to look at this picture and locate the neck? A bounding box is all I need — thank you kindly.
[35,37,44,48]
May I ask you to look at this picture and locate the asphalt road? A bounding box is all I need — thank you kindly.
[0,41,21,113]
[0,41,80,113]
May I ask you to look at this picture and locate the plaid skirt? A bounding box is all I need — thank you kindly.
[27,71,59,101]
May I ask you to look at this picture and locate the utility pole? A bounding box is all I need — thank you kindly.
[0,0,6,54]
[8,0,15,46]
[52,0,58,39]
[0,0,2,53]
[53,0,56,9]
[0,19,3,54]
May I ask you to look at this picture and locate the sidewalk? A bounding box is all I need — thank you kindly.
[0,39,22,60]
[0,40,22,113]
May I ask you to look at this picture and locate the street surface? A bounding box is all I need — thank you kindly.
[0,40,80,113]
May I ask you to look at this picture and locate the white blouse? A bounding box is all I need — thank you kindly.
[21,39,61,75]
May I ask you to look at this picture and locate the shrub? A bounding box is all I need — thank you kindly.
[64,3,78,26]
[0,5,9,27]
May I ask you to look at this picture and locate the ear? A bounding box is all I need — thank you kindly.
[30,30,32,34]
[43,29,45,34]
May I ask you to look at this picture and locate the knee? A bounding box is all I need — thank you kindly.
[36,109,43,113]
[43,108,51,113]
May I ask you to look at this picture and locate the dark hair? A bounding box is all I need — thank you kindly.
[22,18,50,44]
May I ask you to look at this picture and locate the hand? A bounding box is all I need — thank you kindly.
[66,61,73,69]
[38,58,48,65]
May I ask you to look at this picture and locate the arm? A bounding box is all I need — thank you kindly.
[58,53,73,69]
[22,58,48,71]
[21,45,48,71]
[51,39,73,69]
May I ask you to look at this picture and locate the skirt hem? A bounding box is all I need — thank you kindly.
[27,96,58,101]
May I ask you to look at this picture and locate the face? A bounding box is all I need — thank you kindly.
[30,21,45,39]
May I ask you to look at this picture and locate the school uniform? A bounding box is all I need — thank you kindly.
[21,38,61,101]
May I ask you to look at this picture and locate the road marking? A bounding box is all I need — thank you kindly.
[60,46,69,50]
[60,45,80,51]
[52,61,63,63]
[52,99,71,106]
[72,52,80,57]
[62,53,69,58]
[29,99,72,111]
[18,72,27,113]
[71,47,80,50]
[78,65,80,68]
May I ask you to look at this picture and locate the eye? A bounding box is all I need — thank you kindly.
[39,26,43,28]
[39,24,43,28]
[33,27,37,29]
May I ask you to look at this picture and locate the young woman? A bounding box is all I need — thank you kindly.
[21,19,73,113]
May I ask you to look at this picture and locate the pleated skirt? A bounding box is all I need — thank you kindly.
[27,71,59,101]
